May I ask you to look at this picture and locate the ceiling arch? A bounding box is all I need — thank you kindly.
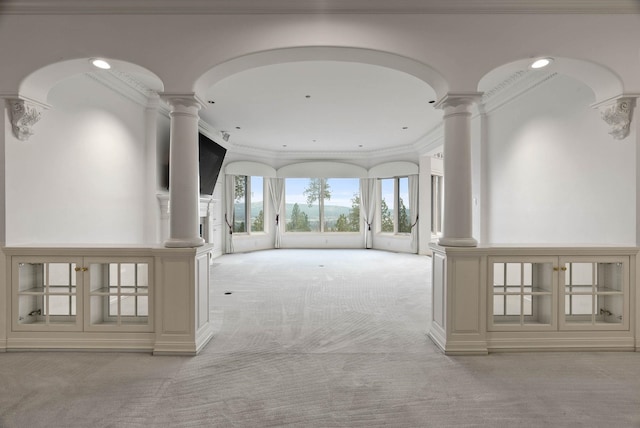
[195,47,446,157]
[194,46,449,99]
[19,58,164,105]
[478,56,624,104]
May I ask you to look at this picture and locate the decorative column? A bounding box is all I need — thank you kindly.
[435,93,481,247]
[162,94,205,248]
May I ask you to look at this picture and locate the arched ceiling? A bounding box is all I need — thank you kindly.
[200,61,441,154]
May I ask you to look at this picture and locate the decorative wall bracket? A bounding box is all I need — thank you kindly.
[596,97,636,140]
[6,98,45,141]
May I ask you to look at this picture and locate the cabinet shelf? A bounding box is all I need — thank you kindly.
[493,287,552,295]
[90,287,149,295]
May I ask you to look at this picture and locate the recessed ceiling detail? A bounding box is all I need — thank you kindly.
[202,61,440,154]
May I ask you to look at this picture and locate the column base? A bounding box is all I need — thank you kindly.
[437,236,478,247]
[164,237,205,248]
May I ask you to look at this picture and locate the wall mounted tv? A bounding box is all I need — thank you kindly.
[198,133,226,195]
[162,133,226,195]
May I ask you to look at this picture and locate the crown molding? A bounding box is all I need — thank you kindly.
[85,70,156,108]
[413,122,444,155]
[3,0,639,14]
[481,70,558,114]
[222,138,420,162]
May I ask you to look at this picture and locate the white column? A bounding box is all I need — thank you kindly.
[435,93,481,247]
[162,94,205,248]
[418,154,432,254]
[144,95,160,244]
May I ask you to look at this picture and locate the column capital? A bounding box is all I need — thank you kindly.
[5,97,49,141]
[160,93,207,111]
[434,92,483,111]
[592,95,637,140]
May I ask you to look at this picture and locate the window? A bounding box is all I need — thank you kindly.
[380,179,394,233]
[233,176,264,234]
[285,178,360,233]
[379,177,411,234]
[431,175,443,236]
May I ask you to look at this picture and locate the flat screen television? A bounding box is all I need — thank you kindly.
[161,133,226,195]
[198,133,226,195]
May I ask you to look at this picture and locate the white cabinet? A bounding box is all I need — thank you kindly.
[4,245,214,355]
[430,244,637,355]
[12,256,153,333]
[488,256,629,332]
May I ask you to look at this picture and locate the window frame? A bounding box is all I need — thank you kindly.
[431,174,443,237]
[233,175,265,235]
[284,177,360,234]
[378,176,411,235]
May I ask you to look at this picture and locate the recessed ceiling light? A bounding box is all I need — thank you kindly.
[235,126,241,130]
[305,95,311,99]
[402,126,408,130]
[91,58,111,70]
[530,58,552,69]
[428,100,435,104]
[282,144,287,147]
[208,100,215,104]
[358,145,363,148]
[312,139,317,142]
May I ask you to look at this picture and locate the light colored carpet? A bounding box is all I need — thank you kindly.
[1,249,639,427]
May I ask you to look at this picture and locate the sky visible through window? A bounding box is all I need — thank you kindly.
[285,178,358,207]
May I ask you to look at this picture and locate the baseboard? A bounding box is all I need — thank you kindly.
[487,336,636,353]
[6,336,155,353]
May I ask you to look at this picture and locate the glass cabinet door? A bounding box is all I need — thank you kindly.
[489,257,557,331]
[13,258,83,331]
[84,258,152,331]
[560,257,628,330]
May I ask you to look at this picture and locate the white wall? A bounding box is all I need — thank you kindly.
[487,74,636,245]
[5,74,148,245]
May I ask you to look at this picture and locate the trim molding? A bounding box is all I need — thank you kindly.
[481,70,559,114]
[3,0,639,14]
[85,70,156,108]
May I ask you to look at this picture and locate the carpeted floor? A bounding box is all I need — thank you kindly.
[1,249,639,427]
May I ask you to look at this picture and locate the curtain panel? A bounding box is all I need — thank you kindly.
[269,177,285,248]
[360,178,376,249]
[409,174,419,253]
[224,175,235,253]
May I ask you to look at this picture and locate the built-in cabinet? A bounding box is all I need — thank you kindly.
[430,245,638,355]
[489,256,629,332]
[14,257,153,333]
[4,245,214,354]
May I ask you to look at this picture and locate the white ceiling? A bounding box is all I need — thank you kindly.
[200,61,441,154]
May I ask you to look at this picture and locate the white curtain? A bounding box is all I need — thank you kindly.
[409,174,419,253]
[360,178,376,249]
[224,174,235,254]
[269,177,285,248]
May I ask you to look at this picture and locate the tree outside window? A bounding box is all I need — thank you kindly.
[285,178,360,232]
[233,175,264,234]
[379,177,411,234]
